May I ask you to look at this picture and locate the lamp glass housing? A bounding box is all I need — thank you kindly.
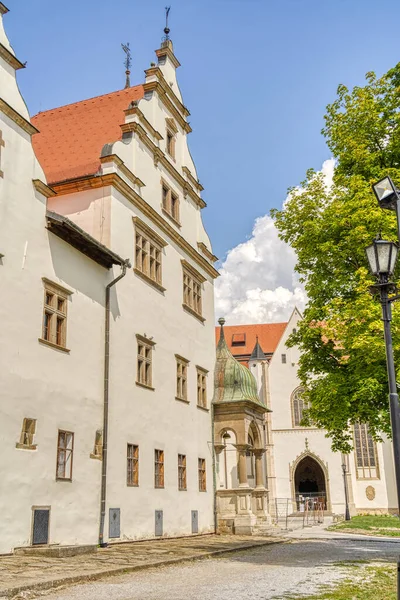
[365,239,398,277]
[373,176,398,210]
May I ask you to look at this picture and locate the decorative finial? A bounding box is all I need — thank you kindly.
[256,335,259,343]
[121,42,132,89]
[163,6,171,41]
[218,317,225,342]
[218,317,225,327]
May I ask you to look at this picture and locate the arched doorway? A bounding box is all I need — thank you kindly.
[294,456,327,509]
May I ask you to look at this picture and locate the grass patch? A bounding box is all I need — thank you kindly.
[329,515,400,537]
[284,564,395,599]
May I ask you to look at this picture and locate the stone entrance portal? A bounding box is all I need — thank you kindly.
[294,456,327,509]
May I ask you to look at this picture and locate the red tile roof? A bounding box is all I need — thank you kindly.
[32,85,144,184]
[215,322,288,357]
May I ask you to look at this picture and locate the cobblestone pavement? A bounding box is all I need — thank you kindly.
[39,538,400,600]
[0,535,282,598]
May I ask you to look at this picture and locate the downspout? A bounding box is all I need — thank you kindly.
[99,259,130,547]
[211,401,218,533]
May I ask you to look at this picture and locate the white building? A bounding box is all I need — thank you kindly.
[214,309,398,532]
[0,4,218,554]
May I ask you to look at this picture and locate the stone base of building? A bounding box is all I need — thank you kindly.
[216,487,272,535]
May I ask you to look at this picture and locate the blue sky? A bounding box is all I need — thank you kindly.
[5,0,400,264]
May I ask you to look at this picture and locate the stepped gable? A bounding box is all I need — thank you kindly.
[31,85,144,184]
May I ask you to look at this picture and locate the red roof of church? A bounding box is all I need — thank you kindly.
[215,322,288,357]
[32,85,144,184]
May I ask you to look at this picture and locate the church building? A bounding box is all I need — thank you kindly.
[0,4,218,554]
[214,309,398,532]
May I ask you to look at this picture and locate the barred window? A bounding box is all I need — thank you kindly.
[155,449,165,488]
[198,458,206,492]
[178,454,187,490]
[197,367,208,409]
[176,356,189,401]
[354,423,380,479]
[127,444,139,486]
[41,280,71,349]
[291,387,310,427]
[56,430,74,480]
[136,335,154,388]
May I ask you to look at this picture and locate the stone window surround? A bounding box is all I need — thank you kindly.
[133,217,167,293]
[39,278,72,353]
[136,334,156,390]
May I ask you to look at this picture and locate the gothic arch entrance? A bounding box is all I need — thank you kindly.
[294,456,327,509]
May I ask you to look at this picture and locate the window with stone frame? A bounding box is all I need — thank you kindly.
[291,387,310,427]
[166,129,176,159]
[178,454,187,490]
[133,218,167,290]
[127,444,139,486]
[198,458,206,492]
[90,430,103,460]
[353,423,380,479]
[56,430,74,481]
[136,335,155,389]
[161,181,180,224]
[196,367,208,409]
[182,261,205,320]
[155,449,165,488]
[41,279,71,350]
[176,355,189,401]
[16,418,37,450]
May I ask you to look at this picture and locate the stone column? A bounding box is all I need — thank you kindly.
[254,449,266,489]
[235,444,250,488]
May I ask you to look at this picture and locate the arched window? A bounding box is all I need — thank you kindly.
[353,423,379,479]
[291,387,310,427]
[246,434,254,479]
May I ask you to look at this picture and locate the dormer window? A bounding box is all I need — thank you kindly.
[231,333,246,347]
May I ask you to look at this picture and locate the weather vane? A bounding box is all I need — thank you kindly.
[163,6,171,41]
[121,42,132,89]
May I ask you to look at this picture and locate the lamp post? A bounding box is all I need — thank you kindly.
[341,459,351,521]
[365,237,400,598]
[372,176,400,242]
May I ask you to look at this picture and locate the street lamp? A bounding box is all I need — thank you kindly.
[341,460,351,521]
[365,236,400,599]
[372,176,400,241]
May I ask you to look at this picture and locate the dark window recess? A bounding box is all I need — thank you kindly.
[155,510,163,536]
[32,509,50,545]
[231,333,246,347]
[109,508,121,538]
[191,510,199,534]
[281,354,287,364]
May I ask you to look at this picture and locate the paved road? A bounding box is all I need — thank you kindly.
[42,538,400,600]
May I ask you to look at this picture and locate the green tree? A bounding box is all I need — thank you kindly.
[271,64,400,451]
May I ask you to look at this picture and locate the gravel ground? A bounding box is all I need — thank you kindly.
[40,538,400,600]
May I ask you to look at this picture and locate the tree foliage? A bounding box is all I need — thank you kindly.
[271,65,400,451]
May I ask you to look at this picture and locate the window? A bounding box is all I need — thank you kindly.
[56,430,74,480]
[354,423,380,479]
[182,261,205,320]
[136,335,155,388]
[90,430,103,460]
[161,181,180,224]
[197,367,208,409]
[155,449,165,488]
[292,328,297,334]
[178,454,187,490]
[176,356,189,401]
[291,387,310,427]
[41,280,71,349]
[127,444,139,486]
[281,354,287,364]
[198,458,206,492]
[232,333,246,347]
[166,130,176,159]
[16,418,37,449]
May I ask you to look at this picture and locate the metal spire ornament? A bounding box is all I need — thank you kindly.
[163,6,171,42]
[121,42,132,89]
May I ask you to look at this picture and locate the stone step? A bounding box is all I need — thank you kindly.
[14,544,97,558]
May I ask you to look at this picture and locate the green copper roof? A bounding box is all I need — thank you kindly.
[213,319,265,407]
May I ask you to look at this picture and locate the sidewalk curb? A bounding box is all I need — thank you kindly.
[1,538,287,599]
[286,534,400,543]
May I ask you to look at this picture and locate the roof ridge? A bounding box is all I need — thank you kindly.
[32,84,144,118]
[221,322,288,327]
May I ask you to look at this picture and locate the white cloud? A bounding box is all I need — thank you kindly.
[214,159,335,325]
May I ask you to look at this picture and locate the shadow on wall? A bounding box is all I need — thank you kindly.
[47,232,122,320]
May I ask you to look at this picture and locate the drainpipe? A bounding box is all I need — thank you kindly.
[211,402,218,533]
[99,260,130,547]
